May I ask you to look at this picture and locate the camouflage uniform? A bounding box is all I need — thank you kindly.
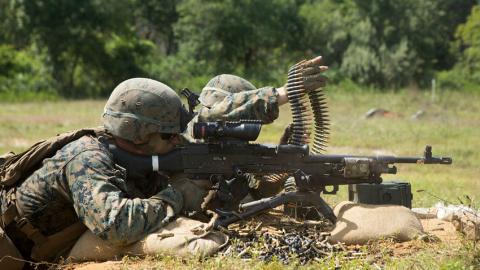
[184,74,280,142]
[177,75,285,212]
[197,86,279,123]
[1,78,186,261]
[1,134,181,257]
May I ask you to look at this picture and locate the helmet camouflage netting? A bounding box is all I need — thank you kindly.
[103,78,187,142]
[199,74,256,107]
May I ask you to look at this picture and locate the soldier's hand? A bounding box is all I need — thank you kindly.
[151,186,184,225]
[301,56,328,92]
[278,124,293,145]
[278,56,328,105]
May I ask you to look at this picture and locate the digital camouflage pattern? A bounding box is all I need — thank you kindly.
[198,86,280,123]
[3,135,183,247]
[199,74,257,107]
[179,75,282,209]
[103,78,187,142]
[184,86,280,142]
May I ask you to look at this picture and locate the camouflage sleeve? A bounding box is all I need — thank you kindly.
[65,149,174,246]
[197,87,280,124]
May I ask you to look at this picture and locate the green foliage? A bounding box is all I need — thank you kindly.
[144,44,212,91]
[74,35,154,97]
[0,44,57,101]
[175,0,303,78]
[134,0,179,54]
[0,0,479,99]
[438,5,480,91]
[15,0,153,97]
[301,0,476,88]
[456,5,480,78]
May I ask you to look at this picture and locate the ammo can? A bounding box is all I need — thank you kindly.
[348,181,413,208]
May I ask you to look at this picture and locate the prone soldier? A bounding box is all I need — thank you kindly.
[0,78,227,268]
[0,56,328,268]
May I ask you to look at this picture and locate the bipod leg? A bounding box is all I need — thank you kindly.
[214,191,336,228]
[214,192,293,228]
[296,192,336,223]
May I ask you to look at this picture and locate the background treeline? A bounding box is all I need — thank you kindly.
[0,0,479,100]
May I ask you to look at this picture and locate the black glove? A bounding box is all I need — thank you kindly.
[204,174,251,211]
[300,56,328,92]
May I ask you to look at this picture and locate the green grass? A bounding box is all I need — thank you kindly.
[0,90,478,207]
[1,89,479,269]
[259,89,480,209]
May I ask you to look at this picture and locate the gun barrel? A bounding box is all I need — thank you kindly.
[393,156,452,164]
[307,145,452,166]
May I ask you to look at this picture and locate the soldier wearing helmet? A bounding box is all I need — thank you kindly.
[183,57,327,142]
[176,56,328,212]
[0,78,226,267]
[196,56,327,125]
[103,78,188,154]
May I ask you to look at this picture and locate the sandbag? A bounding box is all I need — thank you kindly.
[68,217,228,261]
[329,201,424,245]
[0,227,24,270]
[169,176,211,213]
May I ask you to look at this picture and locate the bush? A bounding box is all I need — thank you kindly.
[437,67,480,92]
[0,44,58,102]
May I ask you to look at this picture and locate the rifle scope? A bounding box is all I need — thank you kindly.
[193,120,262,141]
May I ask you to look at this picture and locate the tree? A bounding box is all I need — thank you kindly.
[19,0,152,97]
[300,0,476,88]
[174,0,304,79]
[0,0,29,47]
[456,5,480,76]
[134,0,179,55]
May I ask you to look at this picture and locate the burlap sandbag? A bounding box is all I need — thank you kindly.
[68,217,228,261]
[0,227,24,270]
[169,176,211,213]
[329,201,424,245]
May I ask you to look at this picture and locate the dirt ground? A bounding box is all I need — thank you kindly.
[66,217,462,270]
[380,218,459,257]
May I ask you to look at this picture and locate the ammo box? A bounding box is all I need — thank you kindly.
[348,181,413,208]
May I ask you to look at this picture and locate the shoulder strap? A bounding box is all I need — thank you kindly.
[0,127,105,188]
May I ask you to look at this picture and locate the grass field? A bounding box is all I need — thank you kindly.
[1,89,479,268]
[2,89,478,207]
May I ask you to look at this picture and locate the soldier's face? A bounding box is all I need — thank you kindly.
[136,133,181,155]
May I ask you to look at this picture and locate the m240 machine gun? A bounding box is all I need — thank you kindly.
[109,120,452,227]
[109,59,452,228]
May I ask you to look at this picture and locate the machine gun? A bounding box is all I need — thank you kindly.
[109,59,452,228]
[109,120,452,227]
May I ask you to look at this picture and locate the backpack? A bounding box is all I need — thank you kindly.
[0,127,103,189]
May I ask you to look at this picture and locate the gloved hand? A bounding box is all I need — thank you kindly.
[278,124,293,145]
[300,56,328,92]
[276,56,328,106]
[201,174,251,211]
[151,186,184,225]
[222,174,251,210]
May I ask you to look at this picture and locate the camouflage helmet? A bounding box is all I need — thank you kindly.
[199,74,256,107]
[103,78,187,142]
